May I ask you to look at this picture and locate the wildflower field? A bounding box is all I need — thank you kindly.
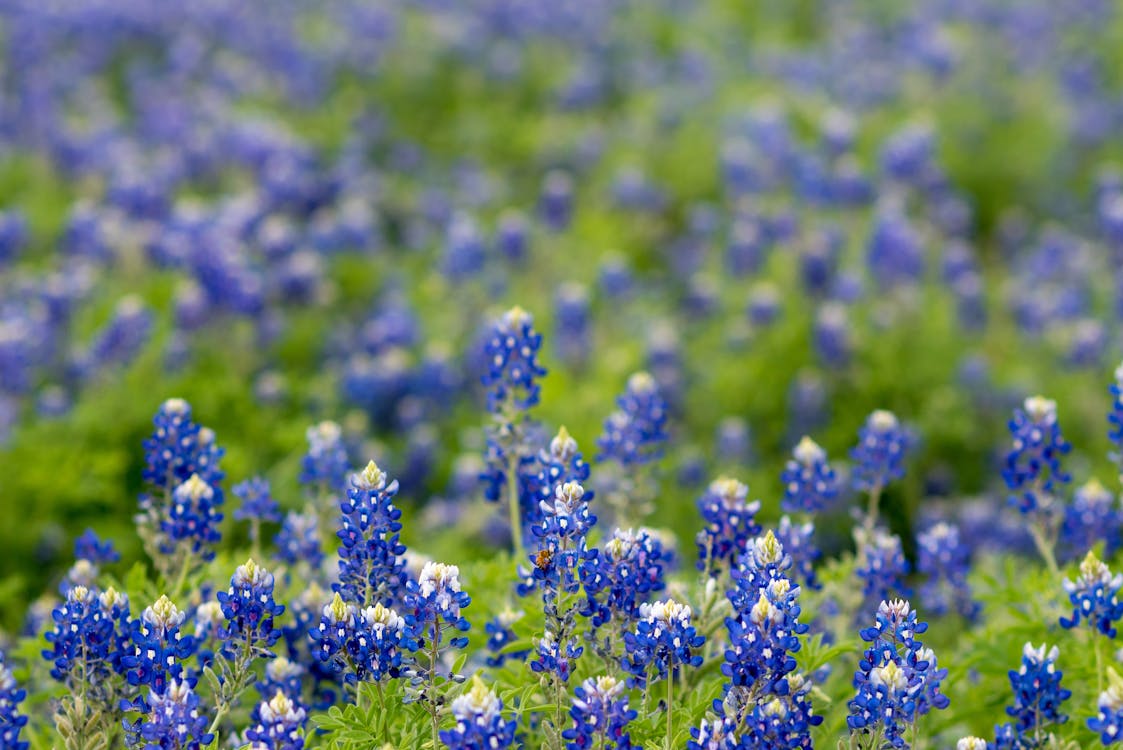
[4,1,1123,748]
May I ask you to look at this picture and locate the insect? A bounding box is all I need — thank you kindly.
[534,549,553,571]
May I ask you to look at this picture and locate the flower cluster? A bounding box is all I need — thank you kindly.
[1088,668,1123,746]
[776,515,820,591]
[1002,396,1072,516]
[408,562,471,653]
[622,599,704,688]
[582,527,671,630]
[855,530,910,608]
[245,690,308,750]
[1110,362,1123,467]
[564,675,636,750]
[0,651,29,750]
[992,643,1071,747]
[484,610,528,668]
[1059,551,1123,637]
[309,594,417,684]
[1060,479,1120,561]
[233,477,281,524]
[123,679,213,750]
[274,511,324,569]
[74,528,121,565]
[597,372,669,467]
[336,461,409,607]
[695,477,762,576]
[218,558,285,650]
[43,586,118,688]
[781,436,840,514]
[300,420,350,492]
[123,596,197,695]
[522,481,597,599]
[142,398,225,490]
[723,531,806,692]
[848,600,948,748]
[530,627,584,683]
[482,306,547,412]
[850,410,910,492]
[440,678,516,750]
[916,522,979,621]
[160,473,225,561]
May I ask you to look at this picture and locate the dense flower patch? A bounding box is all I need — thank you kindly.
[3,0,1123,748]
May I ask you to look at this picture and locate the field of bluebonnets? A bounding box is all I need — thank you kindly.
[5,0,1123,748]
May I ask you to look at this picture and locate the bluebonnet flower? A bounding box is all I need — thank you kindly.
[813,303,851,367]
[855,530,910,608]
[539,170,574,232]
[485,609,528,668]
[522,481,596,599]
[695,477,762,576]
[256,656,305,704]
[245,690,307,750]
[218,559,285,650]
[274,511,324,569]
[234,477,281,524]
[916,522,979,621]
[848,600,948,749]
[867,209,924,291]
[737,675,823,748]
[440,678,517,750]
[122,679,213,750]
[160,473,224,562]
[1110,362,1123,467]
[336,461,408,607]
[87,296,153,372]
[554,283,591,367]
[123,596,197,695]
[597,372,669,468]
[563,675,636,750]
[622,599,704,689]
[851,410,911,494]
[74,528,120,565]
[43,585,116,694]
[142,398,225,490]
[61,558,99,593]
[1060,551,1123,637]
[687,715,738,750]
[776,515,820,591]
[442,212,486,281]
[0,652,29,750]
[309,593,358,675]
[729,530,795,615]
[993,643,1071,747]
[722,531,812,720]
[781,436,841,515]
[482,306,547,413]
[496,209,530,263]
[300,421,350,492]
[407,561,471,656]
[582,527,671,630]
[956,738,987,750]
[1003,396,1071,517]
[1060,479,1120,561]
[1088,668,1123,746]
[530,628,584,683]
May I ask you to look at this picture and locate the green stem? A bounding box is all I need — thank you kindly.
[1096,633,1105,695]
[665,675,674,750]
[864,484,882,532]
[430,618,441,749]
[1029,520,1059,578]
[170,547,194,601]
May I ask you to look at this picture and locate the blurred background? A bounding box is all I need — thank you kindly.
[0,0,1122,630]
